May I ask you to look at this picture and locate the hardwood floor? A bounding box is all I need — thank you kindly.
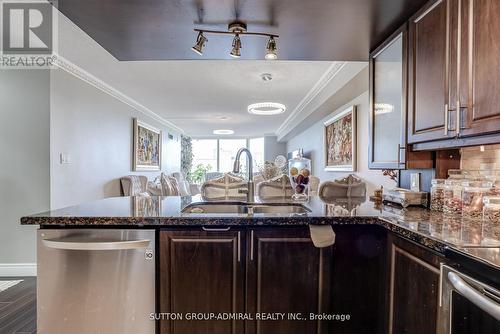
[0,277,36,334]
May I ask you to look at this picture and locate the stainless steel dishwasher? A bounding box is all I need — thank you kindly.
[37,229,156,334]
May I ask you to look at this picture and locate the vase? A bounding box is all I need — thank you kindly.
[288,157,311,202]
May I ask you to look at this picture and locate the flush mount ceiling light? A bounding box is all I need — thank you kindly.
[213,129,234,135]
[248,102,286,116]
[191,20,279,60]
[191,31,208,55]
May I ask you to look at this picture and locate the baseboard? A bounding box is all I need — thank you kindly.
[0,263,37,277]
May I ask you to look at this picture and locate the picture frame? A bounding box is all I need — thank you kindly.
[324,105,357,172]
[133,118,162,171]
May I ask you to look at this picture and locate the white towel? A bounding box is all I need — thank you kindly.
[309,225,336,248]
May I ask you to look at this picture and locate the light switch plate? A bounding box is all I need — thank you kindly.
[410,173,421,192]
[60,153,72,164]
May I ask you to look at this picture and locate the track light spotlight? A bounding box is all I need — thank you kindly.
[230,34,242,58]
[265,36,278,60]
[191,32,207,55]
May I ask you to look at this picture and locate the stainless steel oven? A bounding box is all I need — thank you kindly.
[438,264,500,334]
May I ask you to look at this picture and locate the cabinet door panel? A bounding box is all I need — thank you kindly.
[369,25,407,169]
[159,229,245,334]
[388,235,442,334]
[460,0,500,136]
[408,0,455,143]
[246,227,333,334]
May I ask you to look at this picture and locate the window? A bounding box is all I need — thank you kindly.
[249,137,265,168]
[191,137,265,175]
[192,139,217,172]
[219,139,247,172]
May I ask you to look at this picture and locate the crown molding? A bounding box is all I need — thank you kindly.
[275,62,346,138]
[53,55,184,134]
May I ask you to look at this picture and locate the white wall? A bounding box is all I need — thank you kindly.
[286,71,397,195]
[0,70,50,268]
[50,69,181,209]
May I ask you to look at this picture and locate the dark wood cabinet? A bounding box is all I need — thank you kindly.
[408,0,457,144]
[159,227,335,334]
[245,227,333,334]
[159,228,246,334]
[458,0,500,137]
[387,233,444,334]
[406,0,500,147]
[159,226,394,334]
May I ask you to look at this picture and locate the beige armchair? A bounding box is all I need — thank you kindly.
[120,175,149,196]
[319,174,366,199]
[201,173,247,201]
[256,175,294,199]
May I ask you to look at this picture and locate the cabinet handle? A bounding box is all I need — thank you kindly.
[444,104,449,135]
[448,272,500,321]
[250,230,254,261]
[237,231,241,262]
[201,227,231,232]
[397,144,405,166]
[456,100,461,135]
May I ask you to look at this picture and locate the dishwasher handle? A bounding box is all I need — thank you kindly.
[448,272,500,321]
[42,238,151,251]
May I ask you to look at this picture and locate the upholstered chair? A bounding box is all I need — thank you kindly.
[319,174,366,199]
[120,175,149,196]
[201,173,247,201]
[256,175,294,199]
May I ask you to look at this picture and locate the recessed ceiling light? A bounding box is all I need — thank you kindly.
[261,73,273,81]
[213,129,234,135]
[248,102,286,115]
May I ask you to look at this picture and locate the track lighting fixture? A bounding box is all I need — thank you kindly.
[191,20,278,59]
[191,31,207,56]
[265,37,277,60]
[229,34,241,58]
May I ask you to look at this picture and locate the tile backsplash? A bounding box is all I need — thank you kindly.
[461,144,500,170]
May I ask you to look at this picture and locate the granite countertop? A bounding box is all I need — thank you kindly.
[21,195,500,270]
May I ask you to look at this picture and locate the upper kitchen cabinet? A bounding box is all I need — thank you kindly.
[369,25,408,169]
[408,0,457,144]
[459,0,500,137]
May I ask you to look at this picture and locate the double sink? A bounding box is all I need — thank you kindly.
[181,201,311,215]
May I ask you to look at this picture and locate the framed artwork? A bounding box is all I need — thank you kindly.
[324,106,357,171]
[133,118,162,171]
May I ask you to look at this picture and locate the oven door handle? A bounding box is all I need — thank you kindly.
[448,272,500,321]
[42,238,151,251]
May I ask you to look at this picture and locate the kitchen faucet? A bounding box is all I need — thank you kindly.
[233,148,254,203]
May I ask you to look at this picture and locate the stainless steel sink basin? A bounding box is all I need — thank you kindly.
[182,202,248,214]
[181,202,311,215]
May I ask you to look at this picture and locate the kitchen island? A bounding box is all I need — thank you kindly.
[22,195,500,334]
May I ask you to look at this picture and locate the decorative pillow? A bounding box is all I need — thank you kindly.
[167,176,180,196]
[177,180,191,196]
[160,173,174,196]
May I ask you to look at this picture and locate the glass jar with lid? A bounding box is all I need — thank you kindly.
[483,196,500,224]
[430,179,445,211]
[462,181,493,219]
